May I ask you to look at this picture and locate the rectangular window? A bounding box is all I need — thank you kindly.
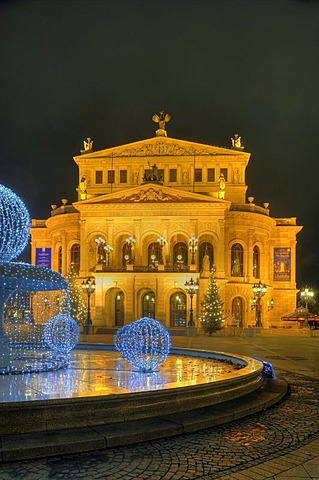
[95,170,103,184]
[194,168,202,182]
[120,170,127,183]
[108,170,115,184]
[220,168,228,181]
[207,168,215,182]
[169,169,177,182]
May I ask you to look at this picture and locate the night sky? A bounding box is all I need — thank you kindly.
[1,0,318,288]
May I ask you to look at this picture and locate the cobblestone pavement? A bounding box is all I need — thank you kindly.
[0,368,318,480]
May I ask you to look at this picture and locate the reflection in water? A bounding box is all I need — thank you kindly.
[0,350,247,404]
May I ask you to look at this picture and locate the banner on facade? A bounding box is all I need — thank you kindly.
[274,248,291,281]
[36,248,51,269]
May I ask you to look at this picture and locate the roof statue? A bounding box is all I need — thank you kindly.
[81,137,93,154]
[152,111,171,137]
[231,134,244,150]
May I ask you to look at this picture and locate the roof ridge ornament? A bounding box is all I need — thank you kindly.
[152,111,171,137]
[231,133,244,151]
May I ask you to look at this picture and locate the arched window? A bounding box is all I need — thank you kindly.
[199,242,214,272]
[231,297,243,327]
[148,243,160,269]
[253,246,260,278]
[142,291,155,318]
[173,242,188,270]
[115,291,124,326]
[70,243,80,273]
[231,243,244,277]
[58,246,62,273]
[122,243,130,266]
[170,292,187,327]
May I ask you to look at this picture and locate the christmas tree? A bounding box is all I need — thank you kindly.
[65,264,87,327]
[200,268,224,336]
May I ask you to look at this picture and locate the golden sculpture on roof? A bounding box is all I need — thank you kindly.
[83,137,93,151]
[152,111,171,137]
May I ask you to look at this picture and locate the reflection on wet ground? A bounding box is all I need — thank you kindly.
[0,349,245,403]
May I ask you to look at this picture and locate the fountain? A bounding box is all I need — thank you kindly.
[0,184,78,374]
[0,184,287,461]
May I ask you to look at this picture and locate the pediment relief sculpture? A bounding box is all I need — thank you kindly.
[119,187,183,203]
[118,141,214,157]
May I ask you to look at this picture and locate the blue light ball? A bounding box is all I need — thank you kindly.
[44,314,80,355]
[0,184,30,261]
[114,317,171,372]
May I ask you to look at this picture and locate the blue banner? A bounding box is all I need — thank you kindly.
[36,248,51,269]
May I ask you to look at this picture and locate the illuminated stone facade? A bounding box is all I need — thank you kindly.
[30,123,302,330]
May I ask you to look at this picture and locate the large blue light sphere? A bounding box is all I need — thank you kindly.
[114,317,171,372]
[0,184,30,261]
[44,314,80,355]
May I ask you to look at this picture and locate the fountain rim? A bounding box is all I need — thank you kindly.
[0,345,267,437]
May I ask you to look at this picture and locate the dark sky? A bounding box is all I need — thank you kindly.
[0,0,318,288]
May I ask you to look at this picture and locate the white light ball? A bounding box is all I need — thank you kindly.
[44,314,80,355]
[0,184,30,261]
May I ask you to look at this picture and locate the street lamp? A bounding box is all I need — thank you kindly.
[104,244,113,266]
[81,277,96,334]
[251,281,267,327]
[188,236,198,265]
[157,236,167,264]
[184,277,199,326]
[300,287,314,326]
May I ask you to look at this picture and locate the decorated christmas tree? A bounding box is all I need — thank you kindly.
[65,264,87,327]
[200,267,224,336]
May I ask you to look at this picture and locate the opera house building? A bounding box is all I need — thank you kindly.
[30,113,302,332]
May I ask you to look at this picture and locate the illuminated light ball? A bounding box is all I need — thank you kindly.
[44,314,80,355]
[116,317,171,372]
[0,184,31,261]
[114,323,131,355]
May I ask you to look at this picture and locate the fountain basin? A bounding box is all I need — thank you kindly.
[0,346,265,435]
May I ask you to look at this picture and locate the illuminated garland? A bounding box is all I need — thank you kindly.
[0,183,76,374]
[44,314,80,356]
[114,317,171,372]
[0,184,30,261]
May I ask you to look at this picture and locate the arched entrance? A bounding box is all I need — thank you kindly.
[115,291,124,326]
[170,292,187,327]
[231,297,243,327]
[142,291,155,318]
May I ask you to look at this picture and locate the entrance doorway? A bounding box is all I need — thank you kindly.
[142,291,155,318]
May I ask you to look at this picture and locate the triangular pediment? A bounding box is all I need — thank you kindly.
[74,183,230,207]
[74,135,249,160]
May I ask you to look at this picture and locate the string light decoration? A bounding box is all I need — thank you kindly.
[114,317,171,372]
[0,184,30,262]
[44,314,80,357]
[0,183,74,374]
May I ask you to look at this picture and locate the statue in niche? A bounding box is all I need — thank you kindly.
[234,168,240,184]
[202,253,211,273]
[182,170,189,184]
[133,171,139,185]
[83,137,93,151]
[219,173,226,191]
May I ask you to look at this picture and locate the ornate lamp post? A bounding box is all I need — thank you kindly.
[157,236,167,265]
[125,236,136,264]
[300,287,314,326]
[251,281,267,327]
[81,277,96,334]
[188,236,198,265]
[104,244,113,266]
[184,277,199,327]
